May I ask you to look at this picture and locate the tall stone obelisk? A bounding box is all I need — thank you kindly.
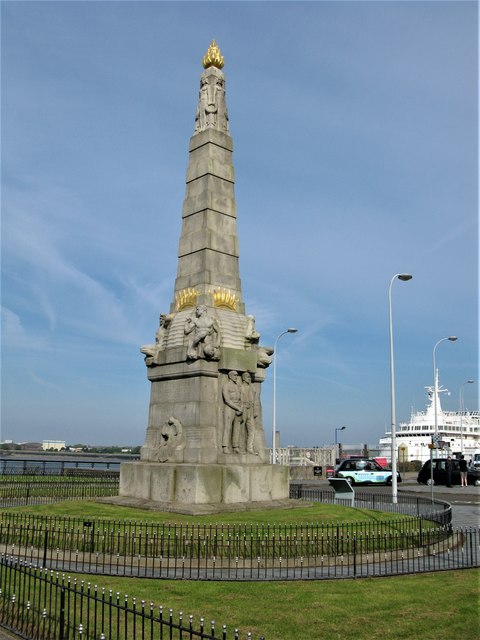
[119,41,289,512]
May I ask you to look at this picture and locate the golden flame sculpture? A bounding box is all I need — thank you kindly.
[202,39,224,70]
[175,288,198,311]
[212,287,238,311]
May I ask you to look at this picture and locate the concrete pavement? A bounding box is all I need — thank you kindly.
[0,627,22,640]
[294,473,480,528]
[398,477,480,528]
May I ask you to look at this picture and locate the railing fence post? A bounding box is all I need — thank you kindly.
[42,528,49,568]
[59,587,66,640]
[353,537,357,577]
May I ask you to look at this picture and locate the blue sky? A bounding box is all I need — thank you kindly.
[2,1,478,448]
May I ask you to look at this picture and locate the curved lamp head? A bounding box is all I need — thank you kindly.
[337,426,346,432]
[397,274,413,282]
[448,336,458,342]
[287,328,298,334]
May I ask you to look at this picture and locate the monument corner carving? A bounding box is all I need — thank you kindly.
[245,315,260,344]
[256,345,274,368]
[140,313,174,366]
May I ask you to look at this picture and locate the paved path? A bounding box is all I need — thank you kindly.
[296,475,480,528]
[398,478,480,528]
[0,627,22,640]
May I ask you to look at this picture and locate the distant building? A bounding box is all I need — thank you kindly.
[42,440,66,451]
[18,442,43,451]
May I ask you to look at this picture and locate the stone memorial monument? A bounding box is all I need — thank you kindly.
[119,41,289,513]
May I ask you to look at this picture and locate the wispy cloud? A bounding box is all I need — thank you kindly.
[1,307,50,351]
[3,184,157,347]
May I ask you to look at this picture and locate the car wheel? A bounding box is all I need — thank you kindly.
[347,477,355,485]
[386,476,392,486]
[426,478,434,486]
[474,479,480,487]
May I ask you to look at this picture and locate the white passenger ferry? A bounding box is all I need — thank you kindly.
[379,372,479,464]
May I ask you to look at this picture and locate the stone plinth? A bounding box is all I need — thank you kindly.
[120,461,289,506]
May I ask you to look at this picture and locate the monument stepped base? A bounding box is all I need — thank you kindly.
[116,461,290,514]
[98,496,308,516]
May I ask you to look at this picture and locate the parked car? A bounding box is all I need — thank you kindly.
[417,458,480,486]
[335,458,401,485]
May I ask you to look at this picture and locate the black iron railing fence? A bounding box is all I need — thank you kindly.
[0,457,132,475]
[0,475,119,507]
[289,484,453,526]
[0,479,476,640]
[0,554,261,640]
[0,474,452,529]
[1,511,477,580]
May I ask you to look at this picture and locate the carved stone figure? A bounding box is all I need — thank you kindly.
[194,68,229,134]
[222,370,243,454]
[140,313,174,366]
[155,417,185,462]
[257,345,274,368]
[184,305,220,360]
[245,315,260,344]
[241,372,258,454]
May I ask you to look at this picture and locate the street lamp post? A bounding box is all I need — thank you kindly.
[334,426,346,464]
[388,273,412,505]
[272,328,298,464]
[430,336,458,499]
[460,380,475,454]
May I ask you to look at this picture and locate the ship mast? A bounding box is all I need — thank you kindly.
[425,369,448,424]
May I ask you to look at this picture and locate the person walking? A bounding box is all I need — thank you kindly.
[446,456,453,487]
[459,454,468,487]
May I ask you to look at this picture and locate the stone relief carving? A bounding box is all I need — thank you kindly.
[222,370,259,455]
[184,305,220,360]
[140,313,174,366]
[194,68,229,134]
[149,417,185,463]
[240,372,258,455]
[222,370,243,454]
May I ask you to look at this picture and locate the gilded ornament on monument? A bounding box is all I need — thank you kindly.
[202,39,224,69]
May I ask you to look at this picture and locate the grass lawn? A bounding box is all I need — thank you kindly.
[6,499,416,526]
[63,568,480,640]
[2,500,479,639]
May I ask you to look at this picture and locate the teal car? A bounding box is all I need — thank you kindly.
[335,458,401,485]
